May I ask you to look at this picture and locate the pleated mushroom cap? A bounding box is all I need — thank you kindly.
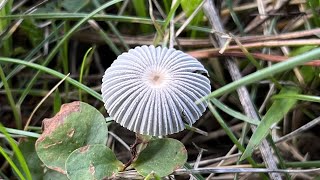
[102,45,211,136]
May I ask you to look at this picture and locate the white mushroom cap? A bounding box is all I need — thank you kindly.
[101,45,210,136]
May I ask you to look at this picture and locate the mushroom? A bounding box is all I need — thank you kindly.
[101,45,211,136]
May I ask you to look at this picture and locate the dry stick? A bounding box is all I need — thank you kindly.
[108,131,131,151]
[202,1,282,180]
[190,143,206,180]
[72,28,320,47]
[176,167,320,175]
[277,141,305,161]
[151,0,166,19]
[244,0,290,33]
[239,28,320,43]
[227,39,320,49]
[187,50,320,66]
[187,39,320,51]
[276,116,320,144]
[220,0,305,17]
[116,167,320,178]
[207,145,238,179]
[190,153,242,167]
[168,4,175,49]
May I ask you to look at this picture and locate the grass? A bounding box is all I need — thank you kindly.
[1,0,320,179]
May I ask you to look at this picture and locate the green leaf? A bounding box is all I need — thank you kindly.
[44,169,68,180]
[35,101,108,174]
[240,86,300,161]
[66,144,124,180]
[132,138,187,177]
[13,138,44,180]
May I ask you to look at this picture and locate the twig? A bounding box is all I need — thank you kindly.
[207,145,238,179]
[244,0,290,33]
[108,131,131,151]
[276,116,320,144]
[189,153,242,167]
[116,167,320,178]
[174,167,320,175]
[72,28,320,47]
[220,0,306,17]
[187,50,320,66]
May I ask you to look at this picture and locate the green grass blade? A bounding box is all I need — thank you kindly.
[240,86,300,161]
[226,0,244,34]
[44,0,123,65]
[5,128,40,138]
[0,147,25,180]
[132,0,150,33]
[92,0,129,51]
[79,47,94,101]
[53,89,62,114]
[0,23,63,89]
[163,0,171,14]
[272,93,320,103]
[162,0,181,32]
[183,163,205,180]
[16,0,122,106]
[0,57,102,101]
[0,0,13,57]
[211,98,259,125]
[0,13,213,33]
[181,0,204,38]
[16,23,64,107]
[91,22,121,55]
[0,124,31,180]
[198,47,320,102]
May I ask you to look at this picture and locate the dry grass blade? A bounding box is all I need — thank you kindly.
[23,73,70,131]
[116,167,320,178]
[276,116,320,143]
[187,49,320,66]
